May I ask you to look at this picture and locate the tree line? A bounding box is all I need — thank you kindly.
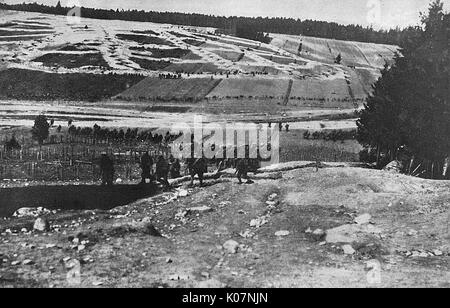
[0,1,420,46]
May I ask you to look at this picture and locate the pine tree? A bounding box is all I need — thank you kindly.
[31,115,50,147]
[357,0,449,178]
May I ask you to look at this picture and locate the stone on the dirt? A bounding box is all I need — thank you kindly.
[223,240,240,254]
[177,189,189,197]
[311,229,326,240]
[407,229,418,236]
[22,259,34,265]
[354,214,371,225]
[201,272,210,279]
[342,245,356,255]
[196,279,226,288]
[187,206,213,213]
[33,217,50,232]
[432,249,443,256]
[326,224,381,244]
[141,223,162,237]
[275,230,290,237]
[383,160,404,173]
[249,216,268,228]
[268,193,278,201]
[169,274,190,281]
[14,207,51,218]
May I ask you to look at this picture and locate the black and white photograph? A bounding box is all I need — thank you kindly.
[0,0,448,291]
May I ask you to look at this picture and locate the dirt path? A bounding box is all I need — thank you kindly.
[0,165,448,287]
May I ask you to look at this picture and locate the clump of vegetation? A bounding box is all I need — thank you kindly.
[182,39,204,46]
[116,34,174,46]
[130,57,171,70]
[58,43,98,52]
[32,52,110,69]
[130,47,190,59]
[131,29,159,35]
[303,129,357,142]
[32,114,50,147]
[4,136,21,151]
[0,68,145,101]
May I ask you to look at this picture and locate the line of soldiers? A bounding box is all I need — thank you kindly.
[98,151,258,188]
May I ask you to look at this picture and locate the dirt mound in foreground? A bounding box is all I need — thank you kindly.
[0,165,448,288]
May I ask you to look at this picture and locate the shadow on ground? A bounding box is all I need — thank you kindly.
[0,184,157,217]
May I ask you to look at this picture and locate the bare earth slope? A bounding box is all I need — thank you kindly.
[0,165,448,288]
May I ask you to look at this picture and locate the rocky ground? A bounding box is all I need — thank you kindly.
[0,163,449,288]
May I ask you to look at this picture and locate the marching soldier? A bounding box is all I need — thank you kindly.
[186,157,207,187]
[99,153,114,186]
[169,155,181,179]
[155,155,171,189]
[140,151,154,184]
[235,158,254,185]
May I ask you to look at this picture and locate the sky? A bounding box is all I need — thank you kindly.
[3,0,449,29]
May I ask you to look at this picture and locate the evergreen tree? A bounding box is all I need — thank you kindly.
[357,0,449,178]
[31,114,50,147]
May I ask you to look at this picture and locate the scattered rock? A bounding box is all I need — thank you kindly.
[267,193,278,201]
[354,214,371,225]
[33,217,50,232]
[407,229,418,236]
[187,206,213,214]
[14,207,51,218]
[326,224,381,244]
[384,160,404,173]
[432,249,443,256]
[169,274,190,281]
[137,218,162,236]
[266,200,278,206]
[166,257,173,263]
[342,245,356,255]
[22,259,34,265]
[196,279,226,288]
[177,189,189,197]
[311,229,326,240]
[305,227,312,234]
[92,281,104,286]
[249,216,268,228]
[201,272,210,279]
[275,230,290,237]
[239,230,255,238]
[223,240,240,254]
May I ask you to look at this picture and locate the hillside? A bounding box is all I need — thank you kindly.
[0,163,448,287]
[0,10,398,113]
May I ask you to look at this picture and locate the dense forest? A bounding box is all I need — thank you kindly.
[0,1,418,46]
[357,0,449,179]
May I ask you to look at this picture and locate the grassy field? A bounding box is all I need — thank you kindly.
[130,47,191,59]
[129,57,171,71]
[210,49,244,62]
[32,52,111,69]
[0,68,145,101]
[206,78,290,99]
[116,77,221,101]
[116,34,175,46]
